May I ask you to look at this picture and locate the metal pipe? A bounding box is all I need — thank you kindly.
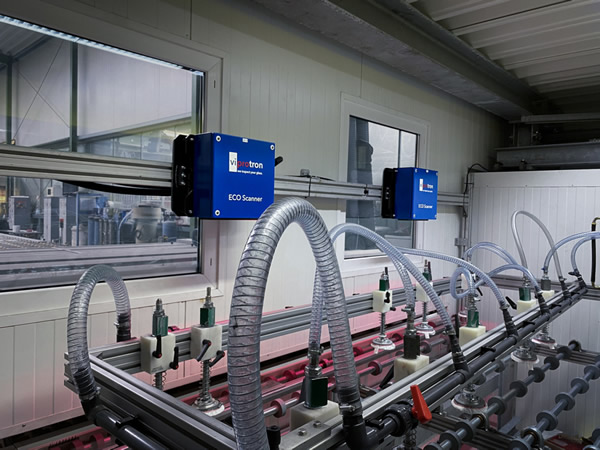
[423,286,585,407]
[426,342,579,449]
[365,286,586,448]
[69,42,78,153]
[5,58,12,144]
[511,357,600,449]
[94,408,166,450]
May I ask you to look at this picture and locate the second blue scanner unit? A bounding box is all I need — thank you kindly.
[381,167,438,220]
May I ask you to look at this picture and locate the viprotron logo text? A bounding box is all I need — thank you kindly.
[229,152,264,174]
[419,178,434,193]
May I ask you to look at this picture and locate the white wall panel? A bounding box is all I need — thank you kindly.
[471,169,600,438]
[0,0,506,437]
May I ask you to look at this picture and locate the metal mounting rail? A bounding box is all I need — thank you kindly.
[83,278,452,374]
[492,274,600,301]
[0,143,465,204]
[534,344,600,367]
[0,143,171,187]
[68,355,238,450]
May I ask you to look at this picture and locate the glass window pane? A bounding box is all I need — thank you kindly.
[0,20,198,162]
[345,117,418,255]
[8,34,71,147]
[0,177,200,291]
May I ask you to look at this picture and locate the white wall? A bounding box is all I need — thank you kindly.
[0,0,506,437]
[471,169,600,438]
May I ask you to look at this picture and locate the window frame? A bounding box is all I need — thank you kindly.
[0,2,227,313]
[337,93,430,276]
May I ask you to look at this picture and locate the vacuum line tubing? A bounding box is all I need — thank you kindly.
[450,263,542,301]
[449,266,476,299]
[425,341,579,450]
[396,247,511,312]
[450,242,522,300]
[308,224,417,351]
[571,235,600,275]
[226,198,362,450]
[512,210,564,280]
[463,241,519,266]
[543,232,600,276]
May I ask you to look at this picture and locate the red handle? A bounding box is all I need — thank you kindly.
[410,384,432,423]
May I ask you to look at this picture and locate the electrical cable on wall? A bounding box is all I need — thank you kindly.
[592,217,600,288]
[461,163,488,219]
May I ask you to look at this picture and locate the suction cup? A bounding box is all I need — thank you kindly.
[531,332,557,349]
[199,403,225,416]
[452,395,486,413]
[415,322,435,339]
[194,396,224,415]
[372,336,395,354]
[510,346,539,364]
[452,384,487,413]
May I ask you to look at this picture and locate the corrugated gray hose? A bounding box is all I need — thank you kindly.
[227,198,361,450]
[67,265,131,403]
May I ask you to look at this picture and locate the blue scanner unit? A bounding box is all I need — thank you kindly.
[381,167,438,220]
[171,133,275,219]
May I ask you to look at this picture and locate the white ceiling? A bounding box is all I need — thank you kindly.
[410,0,600,112]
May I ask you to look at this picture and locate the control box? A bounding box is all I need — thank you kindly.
[381,167,438,220]
[172,133,275,219]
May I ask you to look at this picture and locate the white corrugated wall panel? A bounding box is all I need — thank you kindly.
[471,169,600,438]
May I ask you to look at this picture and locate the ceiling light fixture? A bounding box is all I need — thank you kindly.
[0,14,184,70]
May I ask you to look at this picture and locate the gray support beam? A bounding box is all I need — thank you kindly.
[496,141,600,169]
[514,112,600,124]
[0,143,466,205]
[6,58,12,145]
[0,143,173,187]
[251,0,540,119]
[69,42,78,153]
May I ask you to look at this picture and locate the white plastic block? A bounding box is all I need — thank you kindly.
[541,290,555,300]
[393,355,429,382]
[289,401,339,430]
[140,333,176,374]
[459,325,486,347]
[372,290,393,313]
[415,282,433,303]
[516,299,537,314]
[190,325,223,361]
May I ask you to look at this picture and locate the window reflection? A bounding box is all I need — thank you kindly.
[346,116,418,255]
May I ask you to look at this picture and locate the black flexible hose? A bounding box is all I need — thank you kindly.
[60,180,171,196]
[593,219,596,286]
